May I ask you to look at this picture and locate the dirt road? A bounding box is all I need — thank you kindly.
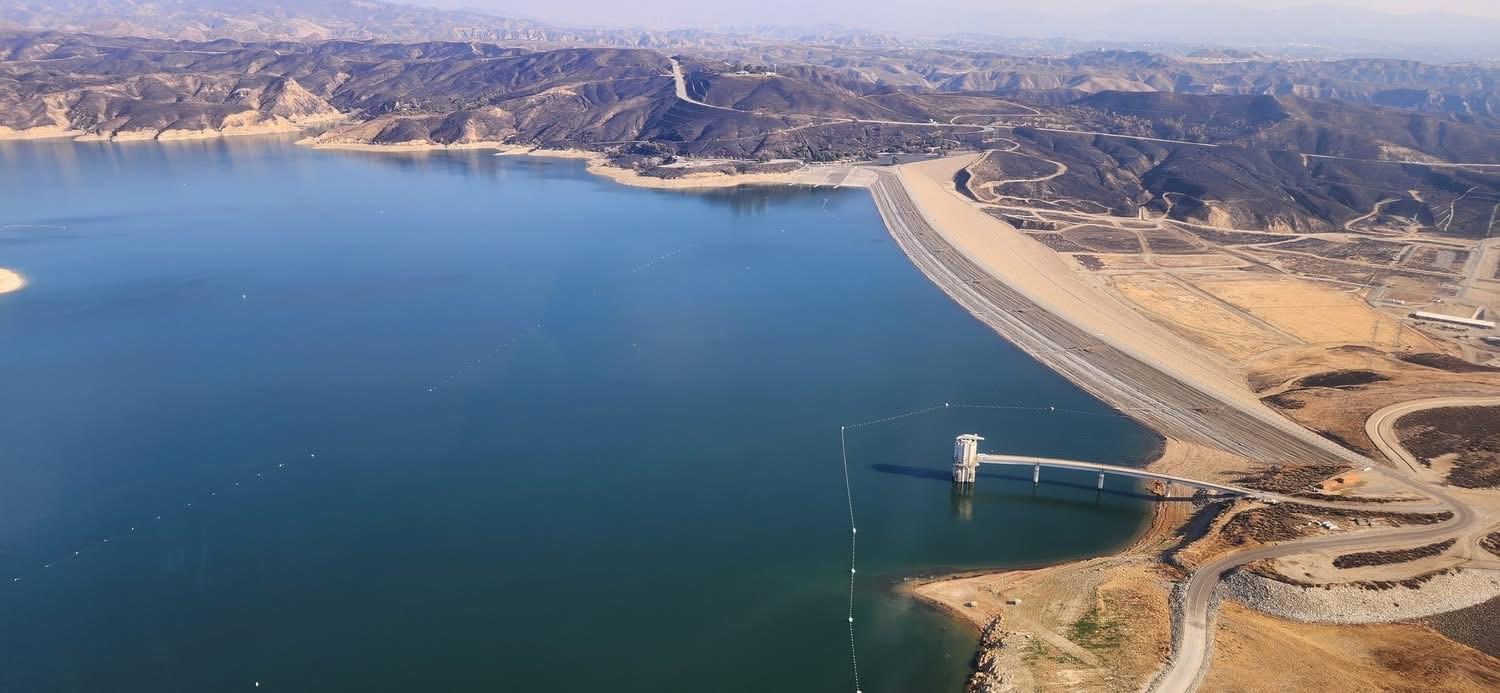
[1152,398,1492,692]
[867,157,1495,692]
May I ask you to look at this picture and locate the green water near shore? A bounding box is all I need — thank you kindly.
[0,137,1160,692]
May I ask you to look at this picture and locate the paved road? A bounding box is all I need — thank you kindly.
[868,167,1363,468]
[1367,396,1500,563]
[1151,398,1490,693]
[1367,397,1500,473]
[668,57,740,112]
[869,163,1484,692]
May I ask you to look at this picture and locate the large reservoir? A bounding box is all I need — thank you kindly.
[0,138,1160,692]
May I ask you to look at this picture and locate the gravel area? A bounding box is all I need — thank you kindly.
[1218,567,1500,623]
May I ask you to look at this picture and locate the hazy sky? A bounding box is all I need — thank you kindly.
[426,0,1500,31]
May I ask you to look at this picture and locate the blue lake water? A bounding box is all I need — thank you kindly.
[0,137,1160,692]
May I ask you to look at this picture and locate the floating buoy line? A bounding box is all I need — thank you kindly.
[835,400,1140,691]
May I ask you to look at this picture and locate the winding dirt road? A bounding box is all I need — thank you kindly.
[1151,397,1496,692]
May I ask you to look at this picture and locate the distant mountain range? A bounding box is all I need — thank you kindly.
[955,3,1500,60]
[4,25,1500,238]
[3,0,1499,62]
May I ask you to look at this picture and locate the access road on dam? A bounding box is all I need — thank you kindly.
[866,161,1487,693]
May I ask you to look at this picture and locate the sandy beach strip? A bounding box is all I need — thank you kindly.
[0,268,26,294]
[0,125,88,141]
[303,139,861,190]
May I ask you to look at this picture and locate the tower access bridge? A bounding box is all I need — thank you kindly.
[952,434,1256,496]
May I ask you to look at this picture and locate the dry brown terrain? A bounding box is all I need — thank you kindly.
[1204,602,1500,692]
[911,487,1195,692]
[897,153,1500,691]
[955,141,1500,457]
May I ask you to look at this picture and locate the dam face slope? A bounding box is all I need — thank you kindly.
[868,168,1355,468]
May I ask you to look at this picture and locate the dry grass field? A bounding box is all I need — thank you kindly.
[1204,602,1500,693]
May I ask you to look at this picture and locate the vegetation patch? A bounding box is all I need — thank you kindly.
[1066,603,1126,655]
[1221,505,1314,546]
[1293,369,1390,389]
[1023,232,1089,253]
[1260,392,1306,410]
[1235,464,1350,494]
[1177,224,1290,245]
[1222,501,1451,549]
[1061,226,1144,253]
[1397,406,1500,488]
[1352,567,1458,591]
[1274,237,1405,264]
[1483,532,1500,558]
[1397,353,1500,373]
[1333,539,1454,569]
[1249,563,1458,590]
[1140,228,1203,254]
[986,209,1062,230]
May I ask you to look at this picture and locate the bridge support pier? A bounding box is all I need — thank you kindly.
[957,434,1257,498]
[952,434,983,484]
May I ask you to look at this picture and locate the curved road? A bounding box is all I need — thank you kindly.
[1151,397,1496,692]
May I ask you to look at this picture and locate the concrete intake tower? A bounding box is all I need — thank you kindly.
[952,434,983,484]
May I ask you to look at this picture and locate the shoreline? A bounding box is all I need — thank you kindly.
[5,134,1297,687]
[0,118,342,144]
[4,128,856,190]
[304,139,830,190]
[0,268,25,294]
[899,484,1177,621]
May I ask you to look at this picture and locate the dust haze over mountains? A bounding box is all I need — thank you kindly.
[4,0,1500,61]
[425,0,1500,61]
